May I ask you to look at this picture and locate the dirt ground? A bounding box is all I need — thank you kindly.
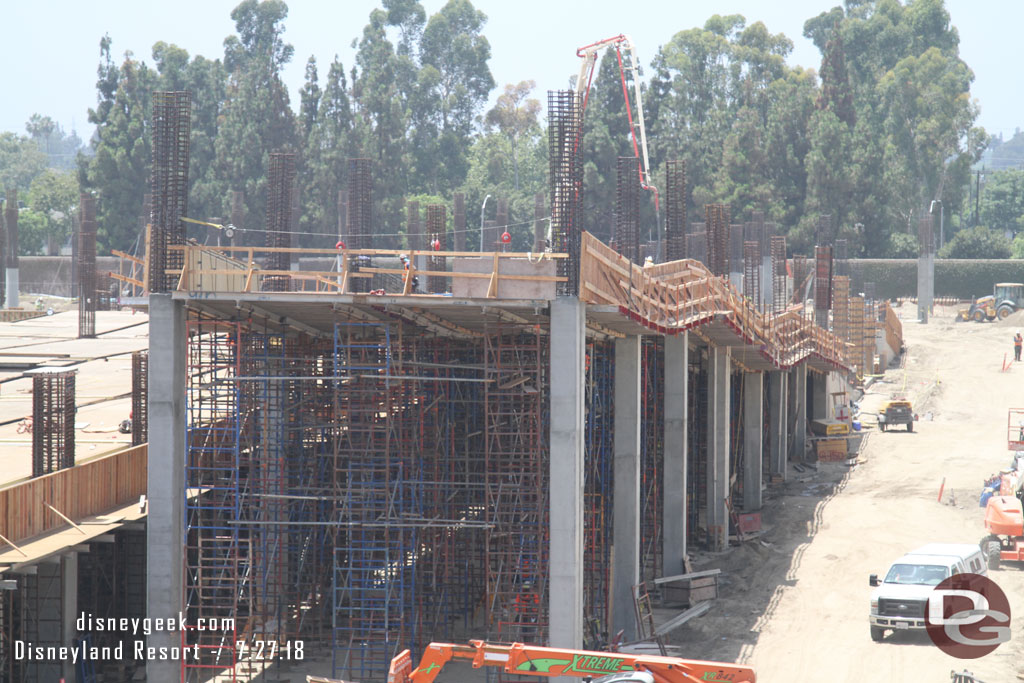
[665,303,1024,682]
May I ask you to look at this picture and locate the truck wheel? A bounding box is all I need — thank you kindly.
[973,310,985,322]
[987,542,1001,570]
[907,421,913,432]
[998,306,1014,320]
[870,625,885,642]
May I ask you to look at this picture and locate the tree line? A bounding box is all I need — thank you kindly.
[2,0,1022,260]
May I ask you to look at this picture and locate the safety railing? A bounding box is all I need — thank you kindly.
[157,244,568,298]
[0,443,147,547]
[579,232,848,369]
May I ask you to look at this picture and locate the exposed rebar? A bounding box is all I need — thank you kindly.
[149,91,191,292]
[664,160,686,261]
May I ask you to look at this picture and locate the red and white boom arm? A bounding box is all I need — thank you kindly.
[576,34,655,205]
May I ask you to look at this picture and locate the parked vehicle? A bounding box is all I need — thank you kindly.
[868,543,987,642]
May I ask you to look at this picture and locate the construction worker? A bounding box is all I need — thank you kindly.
[1015,331,1022,362]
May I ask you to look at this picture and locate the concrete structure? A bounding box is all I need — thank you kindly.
[743,372,764,511]
[706,346,731,551]
[128,229,853,680]
[662,332,688,575]
[146,294,185,680]
[769,371,789,479]
[612,335,641,640]
[548,296,586,649]
[791,364,808,462]
[917,251,934,323]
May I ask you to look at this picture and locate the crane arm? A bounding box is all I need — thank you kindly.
[574,34,657,208]
[389,641,755,683]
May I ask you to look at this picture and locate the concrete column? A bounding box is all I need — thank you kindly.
[4,189,18,309]
[62,551,78,682]
[706,346,730,551]
[663,333,688,576]
[917,253,934,323]
[791,364,808,463]
[147,293,186,681]
[742,372,763,511]
[612,336,641,639]
[768,371,788,479]
[548,297,585,649]
[810,371,829,421]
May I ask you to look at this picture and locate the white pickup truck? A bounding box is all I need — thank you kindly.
[868,543,987,642]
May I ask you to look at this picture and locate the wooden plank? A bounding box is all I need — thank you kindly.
[653,601,712,637]
[653,569,721,585]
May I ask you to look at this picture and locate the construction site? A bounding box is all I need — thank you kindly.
[0,48,927,683]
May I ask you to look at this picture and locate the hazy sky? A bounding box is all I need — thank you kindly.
[4,1,1020,141]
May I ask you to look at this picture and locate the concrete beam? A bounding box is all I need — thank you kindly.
[612,336,641,640]
[769,372,788,480]
[706,346,730,551]
[743,372,763,511]
[147,293,186,681]
[548,297,585,649]
[791,364,808,463]
[663,333,688,576]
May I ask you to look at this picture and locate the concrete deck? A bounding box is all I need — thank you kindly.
[0,310,149,485]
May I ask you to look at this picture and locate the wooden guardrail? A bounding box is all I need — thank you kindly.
[0,444,147,547]
[578,232,848,369]
[162,244,568,297]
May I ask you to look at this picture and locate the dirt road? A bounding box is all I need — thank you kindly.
[670,305,1024,681]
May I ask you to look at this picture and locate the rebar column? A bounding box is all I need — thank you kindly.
[453,193,466,252]
[31,369,76,476]
[149,91,191,293]
[815,214,832,248]
[665,160,686,261]
[614,157,641,265]
[729,223,744,285]
[347,158,372,293]
[814,245,833,328]
[78,194,97,338]
[548,90,583,295]
[263,151,296,292]
[534,193,546,252]
[427,205,447,293]
[771,235,787,313]
[704,204,730,277]
[743,241,760,303]
[132,350,148,446]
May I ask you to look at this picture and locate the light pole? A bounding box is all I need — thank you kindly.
[480,194,492,252]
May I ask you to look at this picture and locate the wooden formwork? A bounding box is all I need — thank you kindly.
[0,444,147,546]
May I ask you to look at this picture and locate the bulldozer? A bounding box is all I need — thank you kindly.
[957,283,1024,322]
